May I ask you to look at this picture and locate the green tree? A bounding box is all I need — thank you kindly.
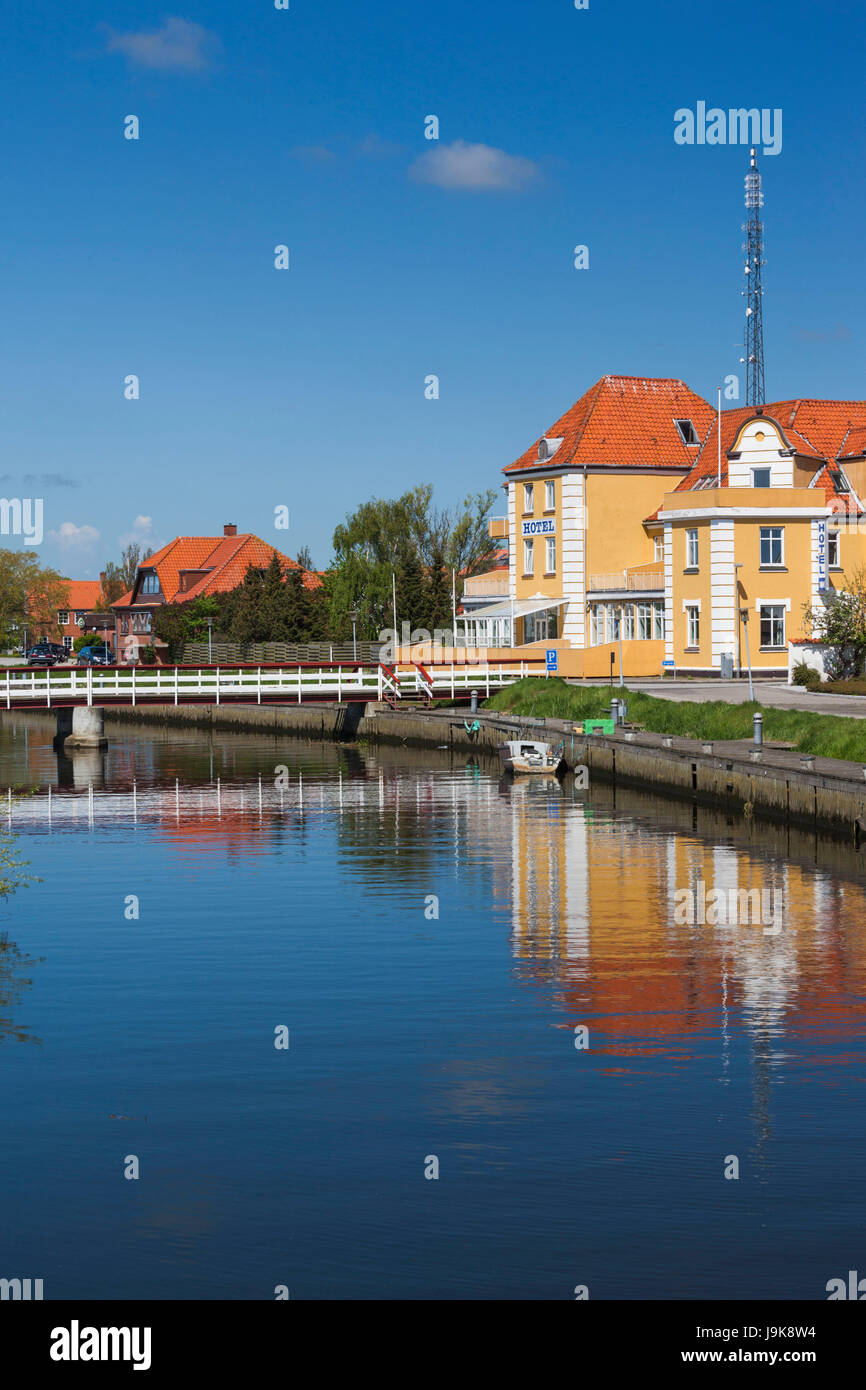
[229,564,266,643]
[151,603,190,661]
[0,551,68,648]
[804,565,866,679]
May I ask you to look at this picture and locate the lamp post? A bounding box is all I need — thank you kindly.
[348,608,359,663]
[205,617,214,664]
[739,605,755,703]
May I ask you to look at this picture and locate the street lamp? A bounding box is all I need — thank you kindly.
[348,608,359,662]
[205,616,214,664]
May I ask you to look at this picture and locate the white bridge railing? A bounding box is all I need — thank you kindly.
[0,660,540,710]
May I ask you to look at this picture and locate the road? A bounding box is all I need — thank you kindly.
[572,678,866,719]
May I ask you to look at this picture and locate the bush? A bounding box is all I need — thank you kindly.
[791,661,821,688]
[139,645,157,666]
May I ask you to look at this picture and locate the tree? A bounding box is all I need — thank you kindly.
[804,565,866,679]
[296,545,314,571]
[425,544,452,633]
[0,551,69,648]
[100,542,154,605]
[328,485,498,639]
[229,564,266,643]
[151,604,190,662]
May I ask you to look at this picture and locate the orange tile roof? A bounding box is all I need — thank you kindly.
[504,375,716,475]
[63,579,104,610]
[646,397,866,520]
[839,424,866,459]
[112,533,320,611]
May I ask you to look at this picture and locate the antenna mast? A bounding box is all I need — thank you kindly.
[742,147,765,406]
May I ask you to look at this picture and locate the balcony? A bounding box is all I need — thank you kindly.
[587,567,664,593]
[462,571,510,599]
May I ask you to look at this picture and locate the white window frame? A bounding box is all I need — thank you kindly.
[759,603,786,650]
[590,605,603,646]
[57,610,69,626]
[62,635,73,651]
[637,602,652,640]
[828,530,840,567]
[759,526,784,567]
[653,601,665,640]
[622,604,635,640]
[544,480,555,511]
[523,538,534,575]
[653,535,663,562]
[545,536,556,573]
[685,603,700,648]
[686,528,699,569]
[523,483,534,513]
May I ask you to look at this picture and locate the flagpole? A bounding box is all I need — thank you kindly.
[392,572,398,663]
[717,385,722,487]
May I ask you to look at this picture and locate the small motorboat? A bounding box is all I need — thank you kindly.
[497,738,566,777]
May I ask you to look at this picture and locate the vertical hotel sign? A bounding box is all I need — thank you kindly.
[816,521,827,592]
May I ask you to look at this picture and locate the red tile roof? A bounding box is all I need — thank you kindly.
[504,375,716,474]
[646,397,866,520]
[112,534,320,611]
[63,579,104,610]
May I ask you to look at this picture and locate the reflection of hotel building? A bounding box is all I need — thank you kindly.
[500,783,866,1053]
[461,375,866,678]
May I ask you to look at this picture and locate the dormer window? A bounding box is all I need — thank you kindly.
[675,419,699,445]
[140,571,160,595]
[752,467,771,488]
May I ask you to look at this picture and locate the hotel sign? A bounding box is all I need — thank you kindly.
[816,521,827,592]
[521,518,556,537]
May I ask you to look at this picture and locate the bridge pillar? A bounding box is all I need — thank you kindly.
[55,705,107,750]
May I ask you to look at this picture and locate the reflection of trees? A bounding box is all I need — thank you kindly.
[0,933,41,1045]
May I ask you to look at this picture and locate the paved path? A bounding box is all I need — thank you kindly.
[572,678,866,719]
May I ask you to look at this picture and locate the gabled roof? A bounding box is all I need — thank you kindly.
[63,579,103,610]
[504,375,716,474]
[112,533,320,610]
[647,397,866,520]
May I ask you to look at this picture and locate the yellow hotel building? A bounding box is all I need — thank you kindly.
[462,375,866,679]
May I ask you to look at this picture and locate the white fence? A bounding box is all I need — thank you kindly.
[0,660,541,710]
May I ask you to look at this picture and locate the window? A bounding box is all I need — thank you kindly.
[637,603,652,641]
[653,535,664,562]
[828,531,840,567]
[590,605,603,645]
[686,529,699,568]
[523,483,534,513]
[545,536,556,573]
[523,538,534,575]
[752,467,771,488]
[653,601,665,640]
[759,604,785,649]
[62,635,73,651]
[524,607,558,642]
[759,526,784,567]
[676,419,699,445]
[544,480,555,511]
[140,571,160,594]
[605,606,618,642]
[57,610,69,626]
[75,611,85,623]
[686,604,700,648]
[622,604,635,640]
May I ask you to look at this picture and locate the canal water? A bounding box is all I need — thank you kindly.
[1,713,865,1300]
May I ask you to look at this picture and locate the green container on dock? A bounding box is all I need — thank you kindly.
[582,718,616,736]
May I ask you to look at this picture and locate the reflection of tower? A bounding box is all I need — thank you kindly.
[742,148,766,406]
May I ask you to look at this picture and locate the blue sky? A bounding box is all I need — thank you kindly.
[2,0,864,578]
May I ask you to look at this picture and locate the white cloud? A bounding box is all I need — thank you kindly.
[119,516,158,549]
[103,16,220,72]
[50,522,100,550]
[409,140,540,192]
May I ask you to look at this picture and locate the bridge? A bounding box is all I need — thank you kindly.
[0,659,542,747]
[0,659,541,711]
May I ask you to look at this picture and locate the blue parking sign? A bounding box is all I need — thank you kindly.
[546,648,558,673]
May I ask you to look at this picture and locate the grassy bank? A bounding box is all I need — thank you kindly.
[484,678,866,763]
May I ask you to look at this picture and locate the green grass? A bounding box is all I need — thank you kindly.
[483,677,866,763]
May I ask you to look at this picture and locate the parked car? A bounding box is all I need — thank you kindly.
[27,643,67,666]
[77,644,116,666]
